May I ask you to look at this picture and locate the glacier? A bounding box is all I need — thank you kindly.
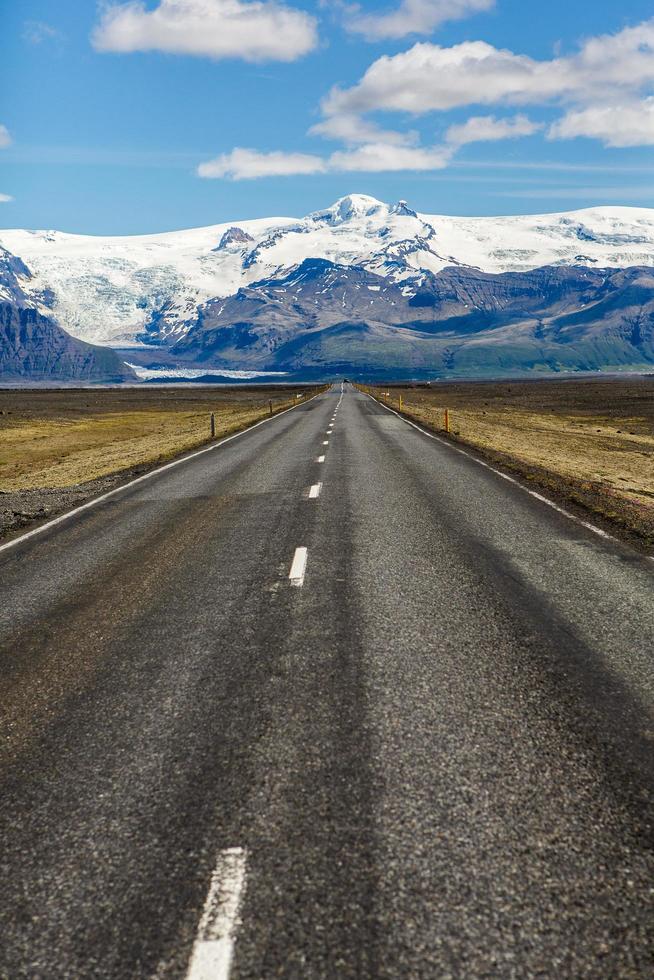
[3,194,654,350]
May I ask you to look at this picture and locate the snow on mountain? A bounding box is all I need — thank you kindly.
[424,207,654,277]
[0,245,135,383]
[2,194,654,348]
[0,216,292,347]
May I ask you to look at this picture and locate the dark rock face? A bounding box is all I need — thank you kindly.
[390,200,419,218]
[0,249,33,300]
[0,305,136,383]
[173,258,405,364]
[214,226,255,251]
[172,257,654,378]
[0,247,135,383]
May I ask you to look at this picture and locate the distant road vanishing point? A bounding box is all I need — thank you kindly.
[1,383,653,978]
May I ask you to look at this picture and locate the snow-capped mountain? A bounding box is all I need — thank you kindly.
[0,246,135,383]
[3,194,654,349]
[173,257,654,377]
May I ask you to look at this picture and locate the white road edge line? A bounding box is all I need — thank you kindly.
[0,396,311,557]
[365,392,648,555]
[309,483,322,499]
[289,546,308,586]
[317,455,325,463]
[185,846,247,980]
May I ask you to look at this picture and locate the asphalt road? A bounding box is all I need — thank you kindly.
[1,383,653,979]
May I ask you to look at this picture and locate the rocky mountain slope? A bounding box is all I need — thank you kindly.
[172,258,654,378]
[0,247,135,383]
[3,194,654,350]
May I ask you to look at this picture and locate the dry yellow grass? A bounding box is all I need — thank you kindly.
[0,389,311,491]
[388,400,654,508]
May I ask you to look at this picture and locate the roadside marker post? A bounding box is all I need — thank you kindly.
[444,409,450,434]
[269,399,273,416]
[399,395,403,411]
[210,413,216,439]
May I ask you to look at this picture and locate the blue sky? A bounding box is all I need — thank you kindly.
[1,0,654,233]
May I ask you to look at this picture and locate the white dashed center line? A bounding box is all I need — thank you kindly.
[289,547,308,586]
[309,483,322,499]
[317,455,325,463]
[186,847,247,980]
[323,440,329,446]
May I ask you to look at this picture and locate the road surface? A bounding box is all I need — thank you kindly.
[1,383,653,978]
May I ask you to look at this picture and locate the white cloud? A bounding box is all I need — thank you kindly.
[323,20,654,117]
[446,113,541,146]
[199,113,553,180]
[0,125,12,149]
[309,113,419,147]
[198,147,327,179]
[345,0,493,41]
[23,21,64,45]
[323,41,563,118]
[321,113,539,173]
[92,0,318,62]
[549,99,654,147]
[198,141,456,178]
[329,142,452,171]
[0,194,13,203]
[318,19,654,154]
[197,18,654,180]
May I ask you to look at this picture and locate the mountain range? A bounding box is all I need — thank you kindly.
[0,247,134,384]
[2,194,654,382]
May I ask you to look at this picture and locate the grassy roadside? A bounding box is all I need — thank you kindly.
[0,385,326,539]
[358,379,654,554]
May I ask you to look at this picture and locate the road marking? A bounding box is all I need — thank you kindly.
[365,392,640,554]
[289,546,308,586]
[309,483,322,499]
[323,440,329,445]
[186,847,247,980]
[0,395,314,558]
[317,455,325,463]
